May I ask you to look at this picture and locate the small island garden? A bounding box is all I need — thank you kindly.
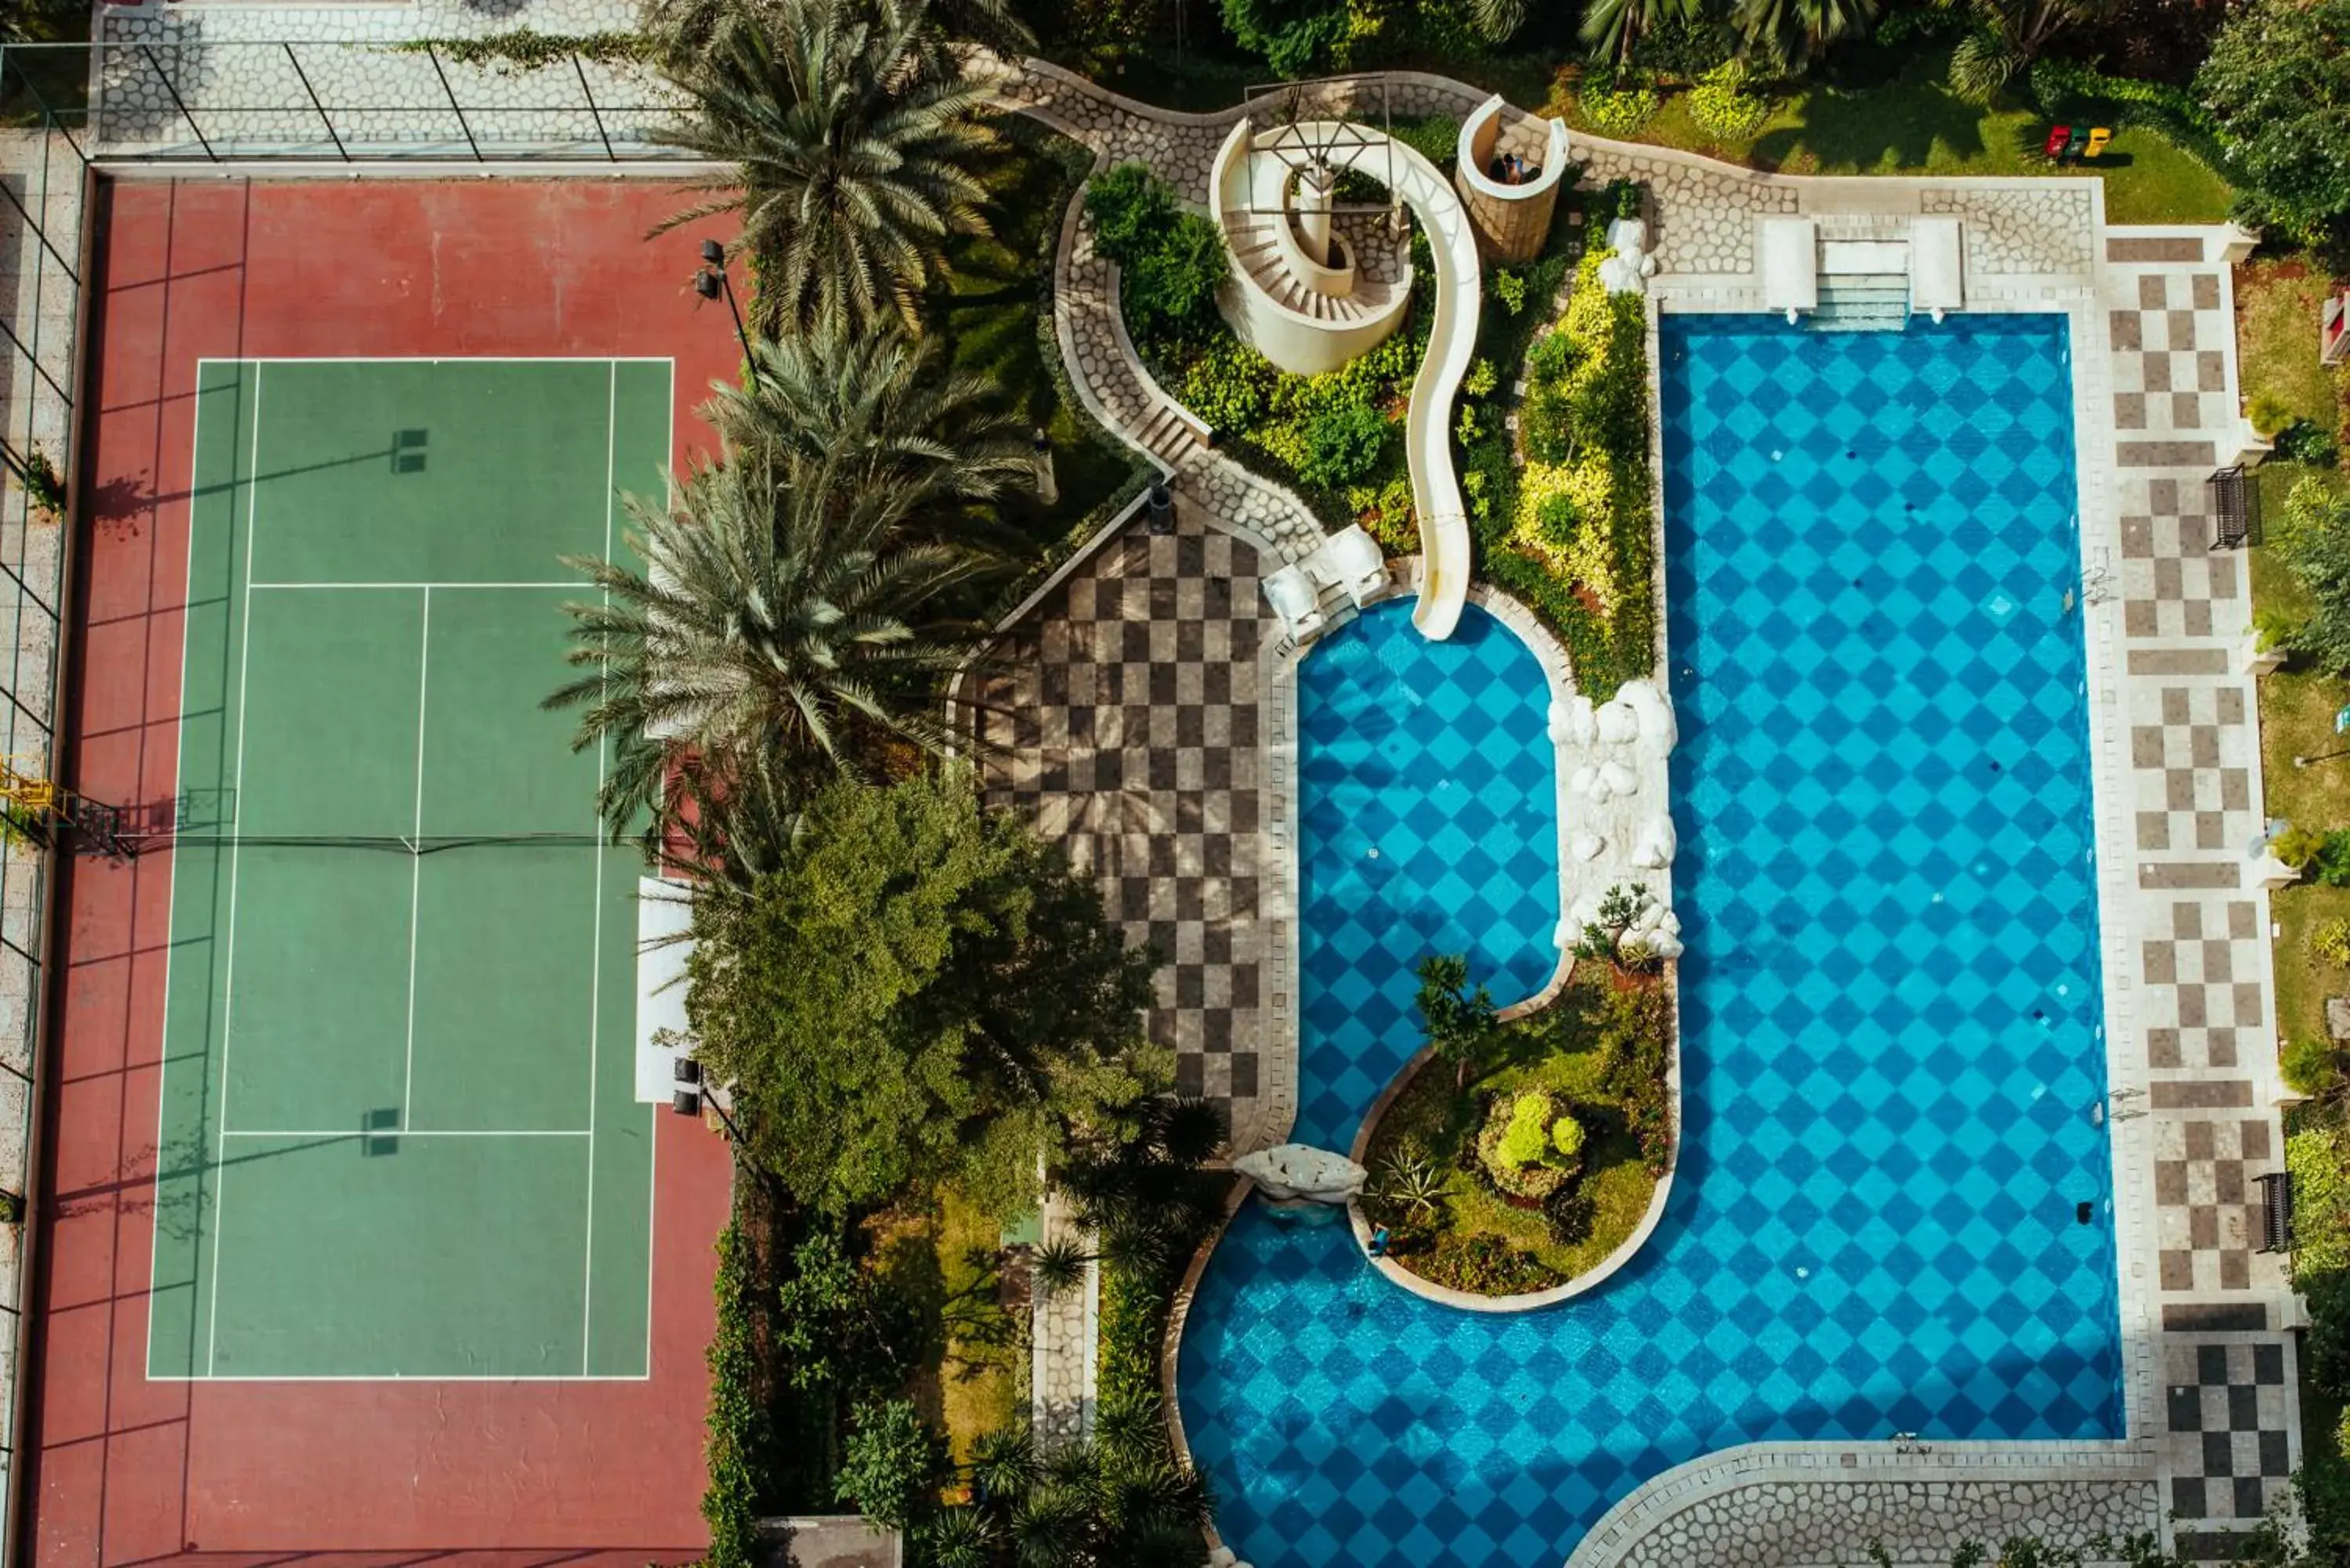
[1358,897,1676,1298]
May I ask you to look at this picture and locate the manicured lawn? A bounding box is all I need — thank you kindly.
[2251,473,2350,1051]
[1359,972,1658,1292]
[1549,46,2232,225]
[873,1190,1024,1472]
[2237,260,2346,439]
[935,115,1139,560]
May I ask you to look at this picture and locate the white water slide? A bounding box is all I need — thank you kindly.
[1218,119,1482,641]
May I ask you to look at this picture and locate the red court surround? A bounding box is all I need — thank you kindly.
[31,176,742,1568]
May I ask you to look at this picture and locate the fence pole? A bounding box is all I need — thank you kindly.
[0,161,75,287]
[139,43,217,161]
[282,44,348,162]
[424,45,483,161]
[572,53,616,161]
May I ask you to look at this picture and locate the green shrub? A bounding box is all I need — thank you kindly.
[1300,402,1390,490]
[835,1398,946,1534]
[1087,164,1228,340]
[703,1223,772,1568]
[1388,114,1462,172]
[1687,60,1771,140]
[1552,1113,1585,1161]
[2291,1125,2350,1283]
[2316,918,2350,968]
[1463,357,1498,399]
[2278,824,2350,885]
[1580,74,1661,137]
[1493,269,1528,315]
[2285,1039,2345,1099]
[1497,1093,1553,1168]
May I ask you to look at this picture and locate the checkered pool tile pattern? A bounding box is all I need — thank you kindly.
[1177,316,2124,1568]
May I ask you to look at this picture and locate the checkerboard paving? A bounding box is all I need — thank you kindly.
[2119,481,2241,643]
[976,507,1271,1148]
[2163,1338,2296,1534]
[2140,900,2265,1073]
[2153,1116,2272,1293]
[2130,686,2255,856]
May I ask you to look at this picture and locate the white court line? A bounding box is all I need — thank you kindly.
[192,355,674,367]
[150,1372,653,1384]
[221,1128,591,1139]
[203,362,264,1380]
[400,587,431,1126]
[248,580,581,591]
[580,360,616,1374]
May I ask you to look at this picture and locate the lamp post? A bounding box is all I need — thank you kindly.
[694,237,754,363]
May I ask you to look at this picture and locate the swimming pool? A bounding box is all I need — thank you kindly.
[1176,315,2122,1568]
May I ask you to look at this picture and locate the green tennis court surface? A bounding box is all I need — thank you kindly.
[151,359,673,1380]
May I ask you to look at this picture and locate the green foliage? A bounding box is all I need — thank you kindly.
[1582,0,1707,71]
[1419,1230,1556,1293]
[1493,270,1528,315]
[1416,953,1502,1088]
[656,0,996,337]
[1687,59,1770,139]
[400,27,653,71]
[1300,402,1390,490]
[2274,479,2350,681]
[1086,164,1230,341]
[1464,358,1499,399]
[835,1397,947,1533]
[1217,0,1348,74]
[683,768,1167,1218]
[2316,917,2350,968]
[1579,72,1663,136]
[1730,0,1878,74]
[2294,1125,2350,1284]
[13,443,63,522]
[2285,1039,2345,1100]
[1552,1112,1585,1161]
[1496,1093,1555,1168]
[1498,245,1658,699]
[1595,982,1674,1174]
[1376,1143,1448,1222]
[1388,114,1464,172]
[2197,0,2350,243]
[703,1223,773,1568]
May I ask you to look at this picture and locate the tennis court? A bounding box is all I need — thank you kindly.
[149,356,673,1381]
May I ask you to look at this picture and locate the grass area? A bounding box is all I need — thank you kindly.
[2238,260,2348,441]
[2251,475,2350,1053]
[934,114,1140,559]
[1359,972,1659,1293]
[1549,45,2232,225]
[871,1190,1023,1472]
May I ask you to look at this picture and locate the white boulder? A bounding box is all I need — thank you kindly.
[1234,1143,1368,1205]
[1646,929,1684,959]
[1630,815,1677,869]
[1606,217,1648,257]
[1209,1552,1237,1568]
[1571,832,1606,862]
[1550,694,1596,746]
[1600,760,1640,799]
[1594,699,1640,746]
[1616,678,1678,755]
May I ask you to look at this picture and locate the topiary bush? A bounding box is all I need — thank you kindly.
[1687,60,1771,140]
[1475,1089,1583,1204]
[1579,72,1661,137]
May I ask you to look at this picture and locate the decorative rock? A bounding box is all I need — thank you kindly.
[1630,815,1676,869]
[1616,678,1678,754]
[1572,832,1606,862]
[1594,699,1640,745]
[1234,1143,1368,1205]
[1551,693,1596,745]
[1600,760,1640,799]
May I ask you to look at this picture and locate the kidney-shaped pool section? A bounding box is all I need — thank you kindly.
[1175,315,2123,1568]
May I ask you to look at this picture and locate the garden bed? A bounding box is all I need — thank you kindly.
[1356,970,1670,1298]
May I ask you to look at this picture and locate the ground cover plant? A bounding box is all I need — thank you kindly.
[1358,949,1671,1296]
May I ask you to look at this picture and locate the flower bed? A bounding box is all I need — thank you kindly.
[1358,970,1672,1297]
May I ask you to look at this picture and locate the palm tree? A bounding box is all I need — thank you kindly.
[657,0,999,338]
[1945,0,2113,101]
[1028,1236,1092,1300]
[706,327,1036,518]
[1734,0,1877,72]
[1580,0,1709,67]
[546,446,1003,836]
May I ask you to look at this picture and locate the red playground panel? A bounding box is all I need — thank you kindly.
[34,176,743,1566]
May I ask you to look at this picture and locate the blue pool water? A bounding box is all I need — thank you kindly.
[1177,316,2122,1568]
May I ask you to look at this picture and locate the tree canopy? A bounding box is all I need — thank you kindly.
[2273,478,2350,679]
[2197,0,2350,244]
[682,768,1167,1217]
